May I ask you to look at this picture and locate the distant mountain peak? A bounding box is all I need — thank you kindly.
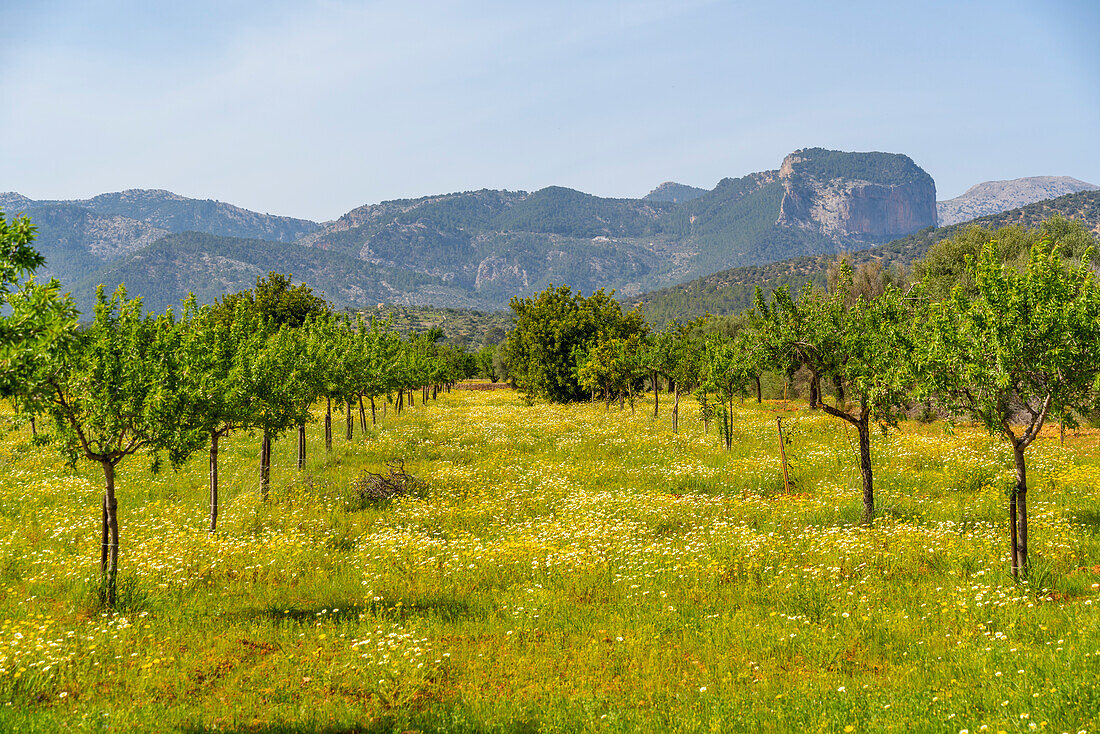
[937,176,1099,226]
[775,148,936,239]
[643,182,708,203]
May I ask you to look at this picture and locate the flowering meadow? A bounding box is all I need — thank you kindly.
[1,389,1099,732]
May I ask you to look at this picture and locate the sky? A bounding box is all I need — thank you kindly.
[2,0,1098,222]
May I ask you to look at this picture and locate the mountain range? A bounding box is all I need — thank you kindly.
[2,148,1094,316]
[627,188,1100,323]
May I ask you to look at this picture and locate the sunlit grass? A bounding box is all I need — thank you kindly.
[1,390,1098,732]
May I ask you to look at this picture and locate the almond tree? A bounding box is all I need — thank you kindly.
[175,299,268,531]
[917,237,1100,575]
[40,286,186,604]
[701,333,759,450]
[758,266,915,524]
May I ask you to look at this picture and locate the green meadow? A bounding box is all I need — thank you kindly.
[2,389,1098,733]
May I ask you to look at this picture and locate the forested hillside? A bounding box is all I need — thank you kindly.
[69,232,471,314]
[629,189,1100,322]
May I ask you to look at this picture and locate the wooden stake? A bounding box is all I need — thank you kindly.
[777,416,791,494]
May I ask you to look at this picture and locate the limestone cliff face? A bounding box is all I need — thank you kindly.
[776,148,937,241]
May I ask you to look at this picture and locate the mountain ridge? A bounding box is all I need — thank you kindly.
[937,176,1097,226]
[627,188,1100,323]
[5,148,950,313]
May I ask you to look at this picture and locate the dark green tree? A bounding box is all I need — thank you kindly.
[503,286,647,403]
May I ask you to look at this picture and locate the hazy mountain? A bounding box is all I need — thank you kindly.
[2,188,320,243]
[937,176,1098,226]
[297,148,937,305]
[628,189,1100,323]
[69,231,484,315]
[12,148,940,312]
[643,182,708,203]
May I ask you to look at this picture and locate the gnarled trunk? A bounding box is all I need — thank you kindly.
[755,376,762,404]
[857,418,873,525]
[1012,444,1028,576]
[100,459,119,605]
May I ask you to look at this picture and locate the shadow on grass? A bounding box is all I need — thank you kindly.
[234,594,478,626]
[180,721,543,734]
[1069,508,1100,530]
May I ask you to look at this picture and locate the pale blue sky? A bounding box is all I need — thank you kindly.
[2,0,1098,221]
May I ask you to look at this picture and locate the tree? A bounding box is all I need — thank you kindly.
[758,265,915,524]
[917,237,1100,575]
[40,287,186,604]
[701,333,760,450]
[176,299,270,531]
[503,286,647,403]
[0,210,79,414]
[646,320,705,433]
[914,217,1095,302]
[475,344,499,382]
[577,335,645,412]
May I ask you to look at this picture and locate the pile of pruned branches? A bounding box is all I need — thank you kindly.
[351,459,424,505]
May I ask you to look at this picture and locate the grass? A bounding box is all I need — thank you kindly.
[1,390,1099,732]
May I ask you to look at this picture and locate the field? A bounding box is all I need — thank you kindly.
[2,389,1099,733]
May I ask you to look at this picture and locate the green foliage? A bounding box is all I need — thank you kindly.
[916,216,1096,301]
[504,286,648,403]
[0,210,80,413]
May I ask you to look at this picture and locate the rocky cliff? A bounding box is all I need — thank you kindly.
[937,176,1098,226]
[775,148,937,241]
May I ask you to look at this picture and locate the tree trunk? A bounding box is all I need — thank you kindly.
[432,384,438,400]
[857,418,873,525]
[325,397,332,452]
[100,488,108,590]
[1012,444,1028,575]
[359,395,367,432]
[667,379,674,395]
[396,390,403,414]
[346,400,353,441]
[370,396,377,425]
[30,416,36,436]
[209,431,219,533]
[297,423,306,469]
[409,389,414,408]
[260,431,271,501]
[672,383,680,434]
[809,376,819,409]
[755,376,762,404]
[101,459,119,606]
[652,371,659,418]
